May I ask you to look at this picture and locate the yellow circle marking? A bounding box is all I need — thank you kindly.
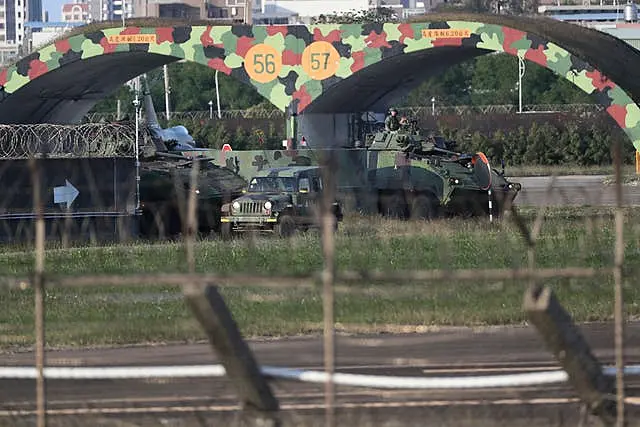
[244,44,282,83]
[301,41,340,80]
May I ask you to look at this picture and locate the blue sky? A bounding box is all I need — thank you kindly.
[43,0,64,22]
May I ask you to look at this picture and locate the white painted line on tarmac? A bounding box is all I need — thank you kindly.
[0,397,587,417]
[421,366,562,374]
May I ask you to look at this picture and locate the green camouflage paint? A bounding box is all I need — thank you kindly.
[1,18,639,150]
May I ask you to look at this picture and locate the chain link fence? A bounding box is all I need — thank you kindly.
[0,124,637,427]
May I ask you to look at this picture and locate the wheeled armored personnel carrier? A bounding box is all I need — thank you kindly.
[362,124,522,219]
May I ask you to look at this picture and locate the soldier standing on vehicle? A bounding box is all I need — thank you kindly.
[385,107,401,131]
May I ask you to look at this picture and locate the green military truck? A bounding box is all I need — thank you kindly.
[219,165,344,238]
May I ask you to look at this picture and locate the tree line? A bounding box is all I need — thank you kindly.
[441,122,635,167]
[161,113,634,167]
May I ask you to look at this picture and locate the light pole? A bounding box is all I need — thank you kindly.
[163,64,171,120]
[214,70,222,119]
[208,100,213,119]
[431,97,436,116]
[133,95,141,215]
[518,56,525,113]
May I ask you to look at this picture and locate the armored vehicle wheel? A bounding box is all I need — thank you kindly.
[411,194,439,220]
[220,222,233,240]
[380,193,406,219]
[275,215,296,238]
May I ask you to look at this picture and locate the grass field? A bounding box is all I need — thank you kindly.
[1,208,639,350]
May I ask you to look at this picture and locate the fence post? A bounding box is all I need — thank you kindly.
[523,284,617,426]
[29,157,47,427]
[183,284,280,426]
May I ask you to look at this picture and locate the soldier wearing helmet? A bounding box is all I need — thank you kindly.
[385,107,401,132]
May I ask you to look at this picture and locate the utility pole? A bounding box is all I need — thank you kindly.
[164,64,171,121]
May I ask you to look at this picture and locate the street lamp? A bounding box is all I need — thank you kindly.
[214,70,222,119]
[208,100,213,119]
[133,95,141,214]
[431,97,436,116]
[518,56,525,114]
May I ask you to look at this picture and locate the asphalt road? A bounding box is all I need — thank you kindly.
[511,175,640,206]
[1,322,639,426]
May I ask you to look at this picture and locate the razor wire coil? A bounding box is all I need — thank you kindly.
[0,123,153,159]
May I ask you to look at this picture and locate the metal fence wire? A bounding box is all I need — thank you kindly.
[0,125,636,427]
[83,103,605,123]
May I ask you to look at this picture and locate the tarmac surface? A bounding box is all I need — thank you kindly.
[0,322,639,426]
[511,175,640,206]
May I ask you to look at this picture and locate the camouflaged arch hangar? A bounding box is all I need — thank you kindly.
[1,13,640,151]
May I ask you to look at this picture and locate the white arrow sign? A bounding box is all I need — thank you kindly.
[54,180,79,209]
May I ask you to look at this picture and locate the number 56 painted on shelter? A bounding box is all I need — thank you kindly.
[253,53,276,74]
[244,44,283,83]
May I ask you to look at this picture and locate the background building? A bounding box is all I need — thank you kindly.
[0,0,28,64]
[28,0,42,21]
[251,0,444,25]
[100,0,133,21]
[61,1,89,22]
[131,0,248,22]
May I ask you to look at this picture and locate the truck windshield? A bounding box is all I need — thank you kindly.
[248,177,297,192]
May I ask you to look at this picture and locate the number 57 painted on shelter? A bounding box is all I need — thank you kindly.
[302,41,340,80]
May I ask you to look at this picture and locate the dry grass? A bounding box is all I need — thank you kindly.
[0,208,638,349]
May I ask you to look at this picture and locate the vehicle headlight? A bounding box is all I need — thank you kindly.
[264,201,272,210]
[232,201,240,211]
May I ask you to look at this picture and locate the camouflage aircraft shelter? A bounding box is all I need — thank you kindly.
[1,13,640,152]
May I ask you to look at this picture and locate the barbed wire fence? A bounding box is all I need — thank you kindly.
[82,103,605,123]
[0,121,637,427]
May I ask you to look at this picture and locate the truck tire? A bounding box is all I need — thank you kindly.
[220,222,233,240]
[275,215,296,238]
[411,194,439,220]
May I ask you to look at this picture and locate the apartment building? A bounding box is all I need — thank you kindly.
[0,0,28,63]
[130,0,249,22]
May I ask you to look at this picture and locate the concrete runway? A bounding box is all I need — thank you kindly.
[511,175,640,206]
[1,322,639,426]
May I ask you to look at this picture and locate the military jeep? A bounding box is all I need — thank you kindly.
[219,166,343,238]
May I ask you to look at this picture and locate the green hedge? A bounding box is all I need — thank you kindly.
[439,122,635,166]
[168,116,635,167]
